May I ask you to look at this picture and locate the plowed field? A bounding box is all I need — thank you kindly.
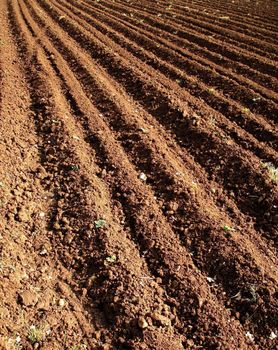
[0,0,277,349]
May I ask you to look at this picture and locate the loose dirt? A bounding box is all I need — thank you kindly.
[0,0,277,349]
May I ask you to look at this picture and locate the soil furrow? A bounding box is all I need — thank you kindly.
[18,2,278,345]
[75,0,277,102]
[155,0,278,32]
[198,0,277,23]
[23,0,278,262]
[63,0,278,131]
[9,1,191,348]
[6,1,102,348]
[146,0,278,25]
[145,0,278,41]
[87,0,278,78]
[13,2,263,348]
[32,0,278,242]
[81,0,278,93]
[105,0,278,56]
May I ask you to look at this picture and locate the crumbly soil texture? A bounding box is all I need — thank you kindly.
[0,0,277,349]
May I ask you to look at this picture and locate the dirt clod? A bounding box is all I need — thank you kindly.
[138,317,148,329]
[18,290,38,307]
[151,312,171,326]
[17,207,30,222]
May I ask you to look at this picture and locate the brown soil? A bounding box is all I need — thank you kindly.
[0,0,277,349]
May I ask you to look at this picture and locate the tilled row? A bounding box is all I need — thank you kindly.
[87,0,278,78]
[13,0,278,348]
[105,0,278,56]
[80,0,278,96]
[31,0,277,242]
[8,1,244,349]
[61,0,278,134]
[60,0,276,158]
[159,0,278,30]
[21,0,277,257]
[9,1,190,348]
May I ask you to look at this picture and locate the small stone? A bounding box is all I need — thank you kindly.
[17,208,30,222]
[15,335,21,344]
[101,169,107,177]
[269,331,277,340]
[206,277,215,283]
[245,331,254,343]
[39,248,48,256]
[138,317,148,329]
[139,127,149,134]
[58,298,66,307]
[19,290,38,306]
[138,173,147,181]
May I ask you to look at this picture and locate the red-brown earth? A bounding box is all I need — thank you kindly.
[0,0,277,349]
